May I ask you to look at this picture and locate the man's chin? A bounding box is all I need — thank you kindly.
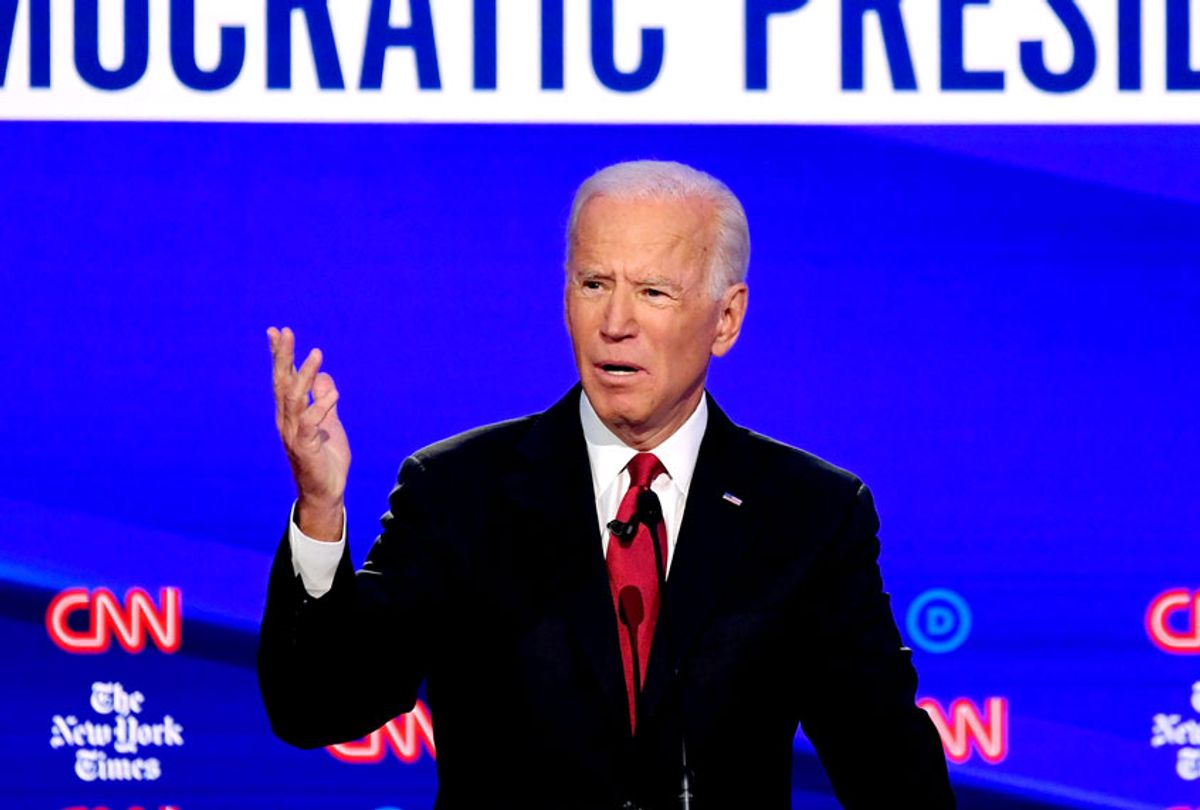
[582,390,647,430]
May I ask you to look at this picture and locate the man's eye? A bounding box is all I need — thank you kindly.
[582,280,602,290]
[644,288,665,298]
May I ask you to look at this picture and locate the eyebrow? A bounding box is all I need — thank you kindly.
[635,276,683,292]
[569,268,684,293]
[571,268,613,282]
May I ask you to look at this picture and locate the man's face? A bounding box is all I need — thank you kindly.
[565,194,747,450]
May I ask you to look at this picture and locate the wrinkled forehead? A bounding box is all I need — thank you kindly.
[567,194,717,268]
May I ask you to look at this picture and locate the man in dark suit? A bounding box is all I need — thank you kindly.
[259,161,955,808]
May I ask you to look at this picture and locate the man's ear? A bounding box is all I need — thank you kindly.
[710,283,748,358]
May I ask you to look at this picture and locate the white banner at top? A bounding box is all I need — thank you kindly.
[1,0,1198,123]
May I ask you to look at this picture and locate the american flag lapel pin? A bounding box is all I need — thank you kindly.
[722,492,743,506]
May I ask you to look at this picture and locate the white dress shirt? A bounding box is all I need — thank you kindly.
[578,391,706,572]
[289,392,709,598]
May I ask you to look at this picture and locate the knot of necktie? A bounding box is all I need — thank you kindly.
[626,452,665,491]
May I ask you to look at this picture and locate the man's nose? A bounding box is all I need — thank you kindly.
[600,289,637,340]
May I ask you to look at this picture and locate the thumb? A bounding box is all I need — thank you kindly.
[313,371,336,399]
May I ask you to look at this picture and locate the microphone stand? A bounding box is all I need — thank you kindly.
[618,587,645,725]
[637,491,694,810]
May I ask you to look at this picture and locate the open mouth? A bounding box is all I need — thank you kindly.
[598,363,641,376]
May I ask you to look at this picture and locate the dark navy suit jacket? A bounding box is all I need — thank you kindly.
[258,386,955,808]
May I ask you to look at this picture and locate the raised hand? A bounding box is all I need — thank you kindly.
[269,327,350,541]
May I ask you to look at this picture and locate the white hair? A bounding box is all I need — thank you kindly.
[566,160,750,298]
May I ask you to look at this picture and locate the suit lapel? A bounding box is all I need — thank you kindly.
[641,395,754,722]
[506,385,631,729]
[507,387,759,735]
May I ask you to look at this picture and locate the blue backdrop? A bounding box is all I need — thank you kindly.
[3,123,1197,809]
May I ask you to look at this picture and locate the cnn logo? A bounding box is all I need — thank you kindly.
[327,701,436,764]
[1147,589,1200,653]
[46,587,181,654]
[917,697,1008,764]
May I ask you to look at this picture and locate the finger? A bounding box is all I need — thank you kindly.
[271,327,296,395]
[301,379,340,431]
[312,371,335,401]
[287,347,323,414]
[269,328,295,427]
[312,372,340,427]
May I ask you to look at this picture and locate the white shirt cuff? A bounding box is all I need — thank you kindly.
[287,501,346,599]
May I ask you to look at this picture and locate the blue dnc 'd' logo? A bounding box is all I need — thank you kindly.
[906,588,972,654]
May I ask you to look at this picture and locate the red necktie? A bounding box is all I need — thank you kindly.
[606,452,667,734]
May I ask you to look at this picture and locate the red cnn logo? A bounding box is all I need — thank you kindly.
[1147,589,1200,653]
[326,701,436,764]
[917,697,1009,764]
[46,587,182,654]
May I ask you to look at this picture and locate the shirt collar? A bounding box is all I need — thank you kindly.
[579,389,708,499]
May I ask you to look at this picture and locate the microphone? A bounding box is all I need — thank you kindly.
[632,489,693,809]
[618,585,645,628]
[635,490,666,587]
[635,489,663,526]
[618,586,645,721]
[608,490,663,549]
[607,516,638,544]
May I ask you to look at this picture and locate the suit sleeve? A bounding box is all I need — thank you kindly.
[257,454,449,749]
[797,482,956,808]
